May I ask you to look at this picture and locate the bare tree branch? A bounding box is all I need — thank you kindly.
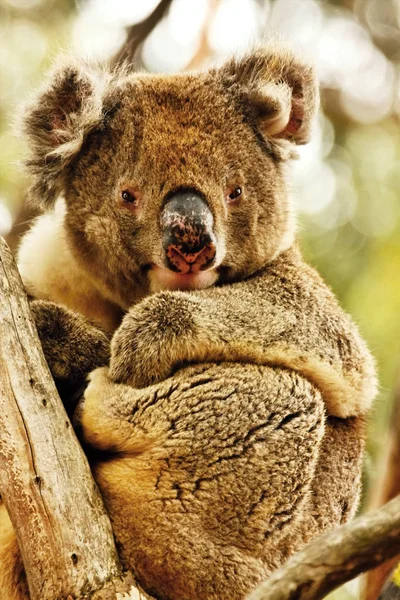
[0,236,141,600]
[186,0,219,71]
[247,495,400,600]
[111,0,174,70]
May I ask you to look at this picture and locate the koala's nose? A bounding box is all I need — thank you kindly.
[165,243,216,273]
[160,190,217,274]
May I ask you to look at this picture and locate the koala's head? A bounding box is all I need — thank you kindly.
[22,43,318,308]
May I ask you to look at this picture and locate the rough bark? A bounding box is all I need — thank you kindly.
[247,495,400,600]
[0,236,140,600]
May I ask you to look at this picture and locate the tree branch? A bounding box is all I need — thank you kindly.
[247,495,400,600]
[0,236,141,599]
[111,0,174,69]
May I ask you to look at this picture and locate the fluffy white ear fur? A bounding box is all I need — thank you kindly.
[20,58,112,210]
[250,82,293,136]
[220,42,319,148]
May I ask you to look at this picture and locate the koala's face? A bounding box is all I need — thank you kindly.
[23,46,318,307]
[64,75,291,303]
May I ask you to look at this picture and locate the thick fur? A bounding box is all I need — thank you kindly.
[109,246,376,418]
[74,363,365,600]
[1,43,376,600]
[18,202,123,332]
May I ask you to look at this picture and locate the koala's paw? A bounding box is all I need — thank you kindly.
[31,300,110,409]
[73,367,113,450]
[109,291,201,388]
[74,367,135,452]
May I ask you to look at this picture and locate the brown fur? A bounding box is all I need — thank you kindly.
[109,245,376,418]
[1,43,376,600]
[18,43,317,313]
[0,505,28,600]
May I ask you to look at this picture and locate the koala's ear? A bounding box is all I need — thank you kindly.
[21,58,108,209]
[219,43,319,149]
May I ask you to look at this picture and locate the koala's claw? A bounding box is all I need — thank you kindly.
[31,300,111,411]
[73,367,110,431]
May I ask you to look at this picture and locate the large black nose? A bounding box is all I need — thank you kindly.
[160,190,217,274]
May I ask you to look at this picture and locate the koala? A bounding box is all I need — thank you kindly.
[0,43,377,600]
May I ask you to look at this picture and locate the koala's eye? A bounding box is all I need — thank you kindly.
[121,190,138,205]
[229,187,242,200]
[225,186,242,204]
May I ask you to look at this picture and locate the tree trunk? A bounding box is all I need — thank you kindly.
[0,236,142,600]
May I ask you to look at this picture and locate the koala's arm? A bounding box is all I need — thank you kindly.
[110,260,376,419]
[109,285,271,388]
[31,300,110,414]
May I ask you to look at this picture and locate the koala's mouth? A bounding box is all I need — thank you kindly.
[147,265,219,292]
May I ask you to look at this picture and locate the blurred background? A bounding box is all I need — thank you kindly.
[0,0,399,597]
